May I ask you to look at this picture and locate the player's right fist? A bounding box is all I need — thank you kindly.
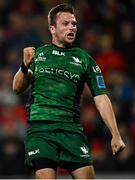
[23,47,35,67]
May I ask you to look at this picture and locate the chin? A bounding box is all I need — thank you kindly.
[65,39,74,45]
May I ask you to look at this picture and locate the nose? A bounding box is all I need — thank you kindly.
[69,23,76,31]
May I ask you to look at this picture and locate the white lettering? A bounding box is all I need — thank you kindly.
[64,71,69,78]
[39,68,44,72]
[52,50,65,56]
[58,69,64,75]
[92,65,101,73]
[37,67,80,83]
[28,149,40,156]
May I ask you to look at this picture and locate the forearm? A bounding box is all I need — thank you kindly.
[13,68,31,94]
[94,94,120,137]
[13,47,35,94]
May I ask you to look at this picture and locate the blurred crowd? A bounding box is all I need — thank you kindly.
[0,0,135,178]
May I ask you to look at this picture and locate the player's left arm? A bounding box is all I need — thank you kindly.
[94,94,126,155]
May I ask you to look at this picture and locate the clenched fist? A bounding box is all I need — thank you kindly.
[23,47,35,67]
[111,136,126,155]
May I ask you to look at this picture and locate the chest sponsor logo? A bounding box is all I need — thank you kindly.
[28,149,40,156]
[36,67,80,83]
[52,50,65,56]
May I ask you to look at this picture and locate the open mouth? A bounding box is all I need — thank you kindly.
[67,32,74,38]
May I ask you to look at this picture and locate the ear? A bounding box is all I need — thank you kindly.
[49,25,55,35]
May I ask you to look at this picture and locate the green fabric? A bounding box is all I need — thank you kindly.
[25,126,93,166]
[27,122,83,134]
[28,44,108,124]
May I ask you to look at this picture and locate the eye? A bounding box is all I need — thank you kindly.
[62,21,68,26]
[72,21,77,26]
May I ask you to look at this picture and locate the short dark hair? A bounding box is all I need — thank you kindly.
[48,3,75,26]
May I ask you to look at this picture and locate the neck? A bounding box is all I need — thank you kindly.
[52,38,72,48]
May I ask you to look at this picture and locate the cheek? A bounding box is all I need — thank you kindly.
[74,27,77,33]
[57,28,66,37]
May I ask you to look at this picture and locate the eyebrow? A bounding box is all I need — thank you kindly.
[62,19,77,23]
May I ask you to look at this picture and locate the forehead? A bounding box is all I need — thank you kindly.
[56,12,76,22]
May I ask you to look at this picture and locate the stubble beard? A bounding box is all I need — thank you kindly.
[63,36,75,46]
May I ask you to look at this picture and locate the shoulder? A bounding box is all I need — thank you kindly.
[36,44,52,54]
[72,47,86,54]
[75,47,96,64]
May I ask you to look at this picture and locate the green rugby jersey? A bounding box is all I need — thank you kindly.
[28,44,108,123]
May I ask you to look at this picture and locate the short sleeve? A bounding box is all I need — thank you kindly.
[85,54,109,97]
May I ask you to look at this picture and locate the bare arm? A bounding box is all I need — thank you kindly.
[13,68,33,94]
[94,94,125,154]
[12,47,35,94]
